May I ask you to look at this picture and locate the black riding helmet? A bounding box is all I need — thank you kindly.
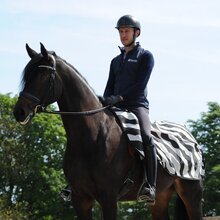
[115,15,141,36]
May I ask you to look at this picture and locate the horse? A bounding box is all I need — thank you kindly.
[13,43,203,220]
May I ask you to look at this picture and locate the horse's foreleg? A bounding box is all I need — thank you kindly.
[71,194,93,220]
[99,196,118,220]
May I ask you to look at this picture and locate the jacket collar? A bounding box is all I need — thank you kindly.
[118,42,140,54]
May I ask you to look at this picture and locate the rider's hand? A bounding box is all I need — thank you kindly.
[99,95,123,106]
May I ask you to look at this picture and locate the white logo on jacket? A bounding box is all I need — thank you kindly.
[128,59,137,63]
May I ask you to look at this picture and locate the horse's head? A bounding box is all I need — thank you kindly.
[13,43,62,125]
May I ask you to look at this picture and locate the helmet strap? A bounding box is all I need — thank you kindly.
[124,29,137,47]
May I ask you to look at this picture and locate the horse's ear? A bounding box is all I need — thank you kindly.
[40,42,49,60]
[26,43,38,58]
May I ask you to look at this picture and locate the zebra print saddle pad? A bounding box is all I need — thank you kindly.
[112,108,205,180]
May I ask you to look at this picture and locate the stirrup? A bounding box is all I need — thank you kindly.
[137,194,155,205]
[137,183,156,205]
[60,188,72,202]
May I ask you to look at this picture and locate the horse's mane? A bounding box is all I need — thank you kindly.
[54,53,97,97]
[55,53,89,83]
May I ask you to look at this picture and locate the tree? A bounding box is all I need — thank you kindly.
[0,93,74,219]
[187,102,220,216]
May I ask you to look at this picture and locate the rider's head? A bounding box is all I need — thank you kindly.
[115,15,141,47]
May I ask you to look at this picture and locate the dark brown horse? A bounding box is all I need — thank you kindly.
[13,43,203,220]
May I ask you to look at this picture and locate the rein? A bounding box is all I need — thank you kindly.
[40,105,111,116]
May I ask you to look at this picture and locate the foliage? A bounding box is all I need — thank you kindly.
[187,102,220,216]
[117,201,151,219]
[92,201,151,219]
[0,198,30,220]
[0,93,74,219]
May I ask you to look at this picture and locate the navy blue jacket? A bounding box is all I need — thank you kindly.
[103,43,154,109]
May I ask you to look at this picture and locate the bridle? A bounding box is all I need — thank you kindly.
[19,55,110,116]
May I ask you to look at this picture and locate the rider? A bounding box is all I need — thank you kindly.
[61,15,157,205]
[101,15,157,205]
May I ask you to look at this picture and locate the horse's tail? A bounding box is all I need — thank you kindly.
[174,195,188,220]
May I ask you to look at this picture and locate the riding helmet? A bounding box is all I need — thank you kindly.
[115,15,141,31]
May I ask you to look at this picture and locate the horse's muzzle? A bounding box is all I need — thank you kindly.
[13,102,34,125]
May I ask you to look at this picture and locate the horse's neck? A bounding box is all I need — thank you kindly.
[57,61,99,110]
[56,60,102,138]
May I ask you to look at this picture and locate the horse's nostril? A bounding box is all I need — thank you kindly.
[13,107,25,121]
[19,108,25,117]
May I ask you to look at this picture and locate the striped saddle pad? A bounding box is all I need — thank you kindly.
[112,108,205,180]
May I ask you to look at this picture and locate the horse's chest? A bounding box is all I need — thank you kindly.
[64,157,98,194]
[64,153,93,179]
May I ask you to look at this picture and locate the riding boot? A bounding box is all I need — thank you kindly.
[137,144,157,205]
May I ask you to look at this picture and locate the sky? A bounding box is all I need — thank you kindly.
[0,0,220,124]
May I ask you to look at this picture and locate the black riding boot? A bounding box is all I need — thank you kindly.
[137,145,157,205]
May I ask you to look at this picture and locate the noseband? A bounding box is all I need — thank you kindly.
[19,55,110,116]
